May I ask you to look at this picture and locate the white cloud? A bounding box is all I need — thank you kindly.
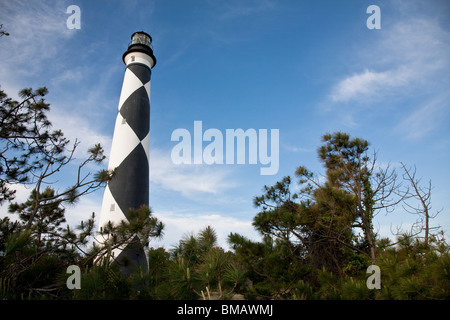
[330,66,415,103]
[50,68,85,86]
[395,93,450,140]
[282,144,311,153]
[0,184,33,219]
[323,12,450,143]
[218,0,275,20]
[151,210,260,250]
[328,18,450,105]
[0,0,73,78]
[48,111,112,161]
[0,178,102,225]
[63,194,102,227]
[330,69,384,103]
[149,148,236,197]
[0,0,119,154]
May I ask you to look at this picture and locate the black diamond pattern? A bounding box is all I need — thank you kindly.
[108,143,149,220]
[127,63,151,85]
[119,86,150,141]
[115,235,149,276]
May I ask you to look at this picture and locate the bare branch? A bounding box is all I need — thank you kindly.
[400,162,441,246]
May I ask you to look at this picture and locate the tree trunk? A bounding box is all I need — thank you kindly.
[361,212,376,264]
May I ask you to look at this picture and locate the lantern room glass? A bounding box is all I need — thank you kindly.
[131,33,151,47]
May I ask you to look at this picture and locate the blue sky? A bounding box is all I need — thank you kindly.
[1,0,450,249]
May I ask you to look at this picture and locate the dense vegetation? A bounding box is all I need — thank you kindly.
[1,86,449,300]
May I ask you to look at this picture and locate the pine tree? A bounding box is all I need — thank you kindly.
[0,87,165,299]
[162,226,244,299]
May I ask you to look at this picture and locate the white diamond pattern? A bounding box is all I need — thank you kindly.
[117,68,144,110]
[98,185,127,231]
[108,113,140,170]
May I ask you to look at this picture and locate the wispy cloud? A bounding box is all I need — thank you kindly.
[329,17,449,104]
[217,0,275,20]
[49,111,112,158]
[324,12,450,139]
[330,66,415,103]
[0,0,72,78]
[50,67,86,86]
[282,144,311,153]
[149,148,236,197]
[151,210,260,250]
[395,93,450,140]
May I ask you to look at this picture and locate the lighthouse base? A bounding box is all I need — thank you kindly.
[113,236,149,277]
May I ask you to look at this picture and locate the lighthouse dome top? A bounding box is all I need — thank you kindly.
[131,31,152,47]
[122,31,156,68]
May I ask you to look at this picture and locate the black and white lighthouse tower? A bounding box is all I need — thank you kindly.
[98,32,156,274]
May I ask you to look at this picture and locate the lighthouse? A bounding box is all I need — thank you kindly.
[98,31,156,275]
